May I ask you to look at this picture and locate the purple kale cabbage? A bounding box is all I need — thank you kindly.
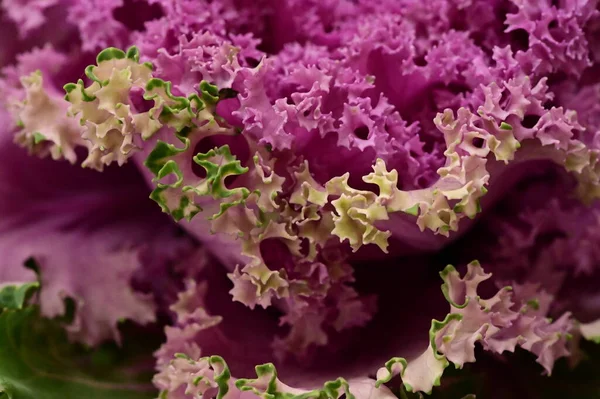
[1,0,600,398]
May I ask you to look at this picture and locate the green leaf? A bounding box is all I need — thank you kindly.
[187,144,251,219]
[0,307,155,399]
[403,204,419,216]
[125,47,141,62]
[0,282,38,310]
[199,81,219,105]
[96,47,126,63]
[236,361,355,399]
[32,133,46,145]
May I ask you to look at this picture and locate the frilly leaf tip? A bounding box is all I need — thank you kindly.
[96,47,126,63]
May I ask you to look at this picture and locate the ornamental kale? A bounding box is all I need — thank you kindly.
[1,0,600,398]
